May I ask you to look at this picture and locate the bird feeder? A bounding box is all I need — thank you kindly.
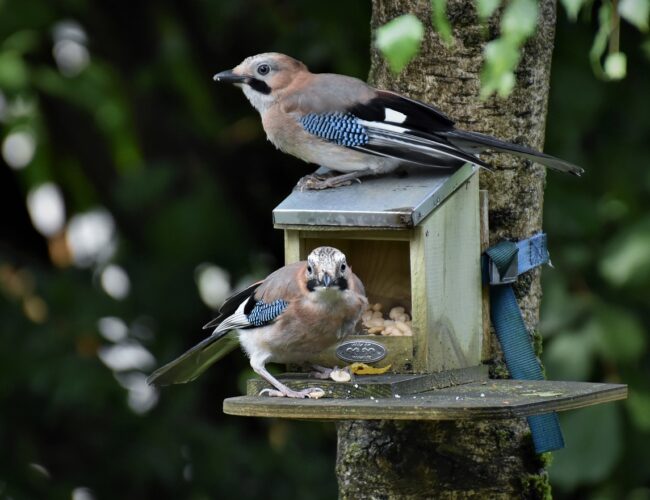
[224,165,626,420]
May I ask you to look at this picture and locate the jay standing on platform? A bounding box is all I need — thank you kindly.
[213,52,583,190]
[148,247,367,399]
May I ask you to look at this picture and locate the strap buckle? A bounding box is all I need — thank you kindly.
[489,252,519,285]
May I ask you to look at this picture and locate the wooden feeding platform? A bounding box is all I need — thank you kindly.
[224,377,627,421]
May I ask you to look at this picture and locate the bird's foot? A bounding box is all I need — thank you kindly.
[259,387,326,399]
[295,173,361,191]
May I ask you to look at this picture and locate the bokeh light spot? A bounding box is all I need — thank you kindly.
[195,263,231,309]
[100,264,130,300]
[2,130,35,169]
[27,182,66,237]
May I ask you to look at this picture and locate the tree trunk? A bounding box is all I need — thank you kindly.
[336,0,556,498]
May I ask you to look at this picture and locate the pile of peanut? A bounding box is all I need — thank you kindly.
[361,303,413,336]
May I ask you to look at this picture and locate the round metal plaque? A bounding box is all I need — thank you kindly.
[336,340,387,363]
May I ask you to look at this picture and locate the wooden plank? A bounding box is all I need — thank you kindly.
[246,365,488,398]
[479,189,491,362]
[415,175,483,371]
[223,380,627,421]
[277,227,412,240]
[283,230,301,264]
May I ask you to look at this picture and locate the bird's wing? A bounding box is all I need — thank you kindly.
[202,280,263,330]
[291,80,583,175]
[147,277,289,387]
[290,83,486,169]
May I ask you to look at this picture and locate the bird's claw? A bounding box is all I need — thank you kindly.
[295,173,359,191]
[259,387,326,399]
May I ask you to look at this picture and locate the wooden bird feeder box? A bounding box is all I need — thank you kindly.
[224,165,626,420]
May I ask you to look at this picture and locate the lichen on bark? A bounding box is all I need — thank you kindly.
[336,0,557,497]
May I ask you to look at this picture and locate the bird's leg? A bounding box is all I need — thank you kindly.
[251,357,325,399]
[295,169,374,191]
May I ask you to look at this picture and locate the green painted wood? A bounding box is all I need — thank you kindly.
[224,380,627,421]
[247,365,488,398]
[413,174,483,372]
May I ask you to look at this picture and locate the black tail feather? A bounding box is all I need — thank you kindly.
[443,129,584,176]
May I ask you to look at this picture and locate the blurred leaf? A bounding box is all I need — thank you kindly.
[481,37,519,97]
[619,0,650,31]
[544,328,596,381]
[626,390,650,432]
[561,0,588,20]
[600,218,650,288]
[1,30,39,53]
[550,405,623,490]
[477,0,502,20]
[431,0,454,45]
[0,51,28,90]
[604,52,627,79]
[501,0,538,42]
[375,14,425,73]
[593,304,646,363]
[590,2,613,78]
[480,0,537,97]
[539,274,587,336]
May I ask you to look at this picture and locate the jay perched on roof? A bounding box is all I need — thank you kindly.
[213,53,583,190]
[147,247,367,398]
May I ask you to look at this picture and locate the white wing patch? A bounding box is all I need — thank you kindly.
[357,119,406,134]
[212,299,251,335]
[384,108,407,124]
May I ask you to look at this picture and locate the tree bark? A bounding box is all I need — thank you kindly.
[336,0,556,498]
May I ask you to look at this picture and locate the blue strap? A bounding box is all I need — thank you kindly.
[486,233,564,453]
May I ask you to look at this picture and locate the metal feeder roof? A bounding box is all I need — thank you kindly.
[273,163,477,229]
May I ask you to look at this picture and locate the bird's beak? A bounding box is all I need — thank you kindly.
[321,273,333,288]
[213,69,248,84]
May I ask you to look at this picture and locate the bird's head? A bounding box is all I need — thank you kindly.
[305,246,350,292]
[213,53,308,113]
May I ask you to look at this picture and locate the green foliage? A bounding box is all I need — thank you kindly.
[477,0,502,20]
[561,0,588,20]
[375,14,425,72]
[619,0,650,31]
[431,0,454,45]
[600,217,650,288]
[550,405,623,490]
[375,0,650,96]
[541,16,650,496]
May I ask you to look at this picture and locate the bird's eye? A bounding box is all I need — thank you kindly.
[340,263,347,272]
[257,64,270,76]
[307,265,313,274]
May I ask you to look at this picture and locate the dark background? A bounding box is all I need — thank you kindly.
[1,1,649,498]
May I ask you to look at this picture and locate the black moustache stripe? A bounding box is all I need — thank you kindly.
[336,277,348,290]
[307,279,318,292]
[247,78,272,95]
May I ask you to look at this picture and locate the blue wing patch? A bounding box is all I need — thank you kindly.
[299,112,369,147]
[247,299,288,327]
